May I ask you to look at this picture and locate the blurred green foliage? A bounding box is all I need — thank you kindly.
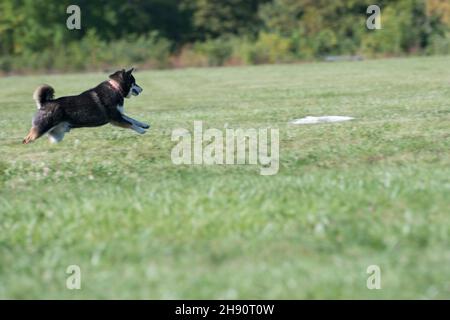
[0,0,449,72]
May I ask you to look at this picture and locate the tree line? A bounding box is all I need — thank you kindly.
[0,0,449,72]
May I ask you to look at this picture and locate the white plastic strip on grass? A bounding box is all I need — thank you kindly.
[290,116,354,125]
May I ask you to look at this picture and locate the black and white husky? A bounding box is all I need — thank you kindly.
[23,68,149,144]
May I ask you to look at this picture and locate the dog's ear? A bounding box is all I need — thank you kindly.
[109,69,125,81]
[126,67,134,75]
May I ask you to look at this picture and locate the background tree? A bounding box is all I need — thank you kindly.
[182,0,268,39]
[0,0,449,72]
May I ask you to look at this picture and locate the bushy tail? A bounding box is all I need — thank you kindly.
[33,84,54,109]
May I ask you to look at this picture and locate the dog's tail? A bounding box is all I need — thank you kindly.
[33,84,54,110]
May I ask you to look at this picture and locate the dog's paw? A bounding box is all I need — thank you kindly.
[132,125,147,134]
[140,123,150,129]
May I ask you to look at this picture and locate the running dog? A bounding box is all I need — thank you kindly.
[23,68,149,144]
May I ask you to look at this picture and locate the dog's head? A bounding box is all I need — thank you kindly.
[109,68,143,98]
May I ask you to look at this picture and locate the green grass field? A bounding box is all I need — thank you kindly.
[1,56,449,299]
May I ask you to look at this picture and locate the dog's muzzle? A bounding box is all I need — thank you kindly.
[132,84,143,96]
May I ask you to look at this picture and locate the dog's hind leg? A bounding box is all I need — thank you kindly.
[22,127,42,144]
[48,122,70,143]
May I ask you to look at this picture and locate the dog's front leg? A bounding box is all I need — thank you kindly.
[117,105,149,129]
[111,119,146,134]
[130,123,146,134]
[121,114,150,129]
